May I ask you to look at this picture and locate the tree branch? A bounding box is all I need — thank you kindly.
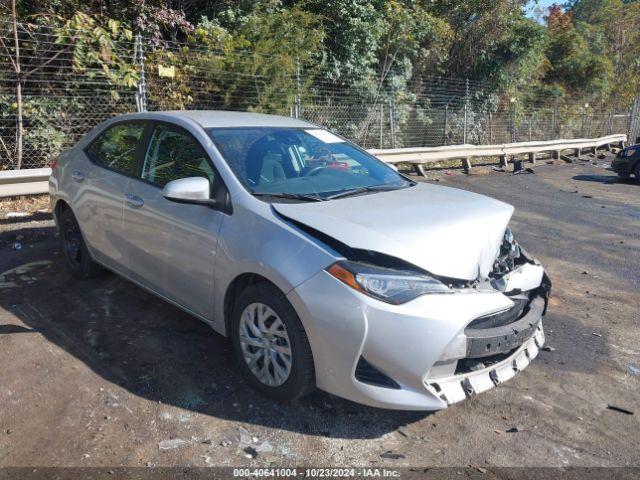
[24,45,70,77]
[0,35,18,71]
[0,135,12,160]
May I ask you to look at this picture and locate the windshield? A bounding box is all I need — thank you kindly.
[207,127,411,200]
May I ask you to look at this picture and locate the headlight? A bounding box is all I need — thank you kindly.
[326,260,452,304]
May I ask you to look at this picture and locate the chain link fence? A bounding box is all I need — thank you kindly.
[1,20,638,170]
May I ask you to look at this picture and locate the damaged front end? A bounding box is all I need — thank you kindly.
[425,229,551,405]
[282,199,551,409]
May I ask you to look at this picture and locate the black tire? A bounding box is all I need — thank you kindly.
[58,207,103,278]
[230,282,315,401]
[634,162,640,185]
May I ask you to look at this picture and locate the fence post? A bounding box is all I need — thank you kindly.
[134,33,147,113]
[629,96,640,144]
[443,104,448,145]
[529,114,533,142]
[379,104,384,148]
[552,95,558,139]
[10,2,23,170]
[510,93,516,143]
[294,58,301,119]
[389,98,396,148]
[608,111,613,135]
[463,77,469,144]
[488,110,493,144]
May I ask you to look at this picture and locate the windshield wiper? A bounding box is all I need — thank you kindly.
[326,183,411,200]
[252,192,325,202]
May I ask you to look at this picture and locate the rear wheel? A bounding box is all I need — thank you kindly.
[59,207,103,278]
[634,162,640,185]
[230,282,315,401]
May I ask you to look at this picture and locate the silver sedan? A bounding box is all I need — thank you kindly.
[49,111,551,410]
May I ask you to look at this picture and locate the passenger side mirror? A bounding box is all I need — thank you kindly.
[162,177,216,207]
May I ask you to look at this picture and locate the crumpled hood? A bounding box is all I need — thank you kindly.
[273,183,514,280]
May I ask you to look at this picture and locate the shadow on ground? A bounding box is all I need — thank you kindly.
[572,174,635,185]
[0,229,428,439]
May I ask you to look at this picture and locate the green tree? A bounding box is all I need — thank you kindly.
[544,5,613,96]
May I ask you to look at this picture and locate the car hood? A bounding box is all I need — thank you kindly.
[273,183,514,280]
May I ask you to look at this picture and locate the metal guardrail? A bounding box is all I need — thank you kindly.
[0,134,628,198]
[368,134,627,175]
[0,167,51,198]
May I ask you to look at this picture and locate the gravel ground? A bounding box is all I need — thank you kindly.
[0,157,638,469]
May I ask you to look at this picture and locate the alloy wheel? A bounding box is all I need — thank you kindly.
[239,302,293,387]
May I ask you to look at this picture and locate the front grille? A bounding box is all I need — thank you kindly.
[466,297,529,330]
[355,357,400,389]
[454,348,519,374]
[463,295,545,359]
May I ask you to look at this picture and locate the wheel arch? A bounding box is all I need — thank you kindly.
[223,272,277,337]
[53,198,70,223]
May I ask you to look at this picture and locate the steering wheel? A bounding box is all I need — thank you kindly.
[304,165,329,176]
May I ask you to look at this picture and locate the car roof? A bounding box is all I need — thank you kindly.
[124,110,318,129]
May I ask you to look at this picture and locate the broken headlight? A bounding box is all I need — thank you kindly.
[493,227,521,275]
[327,261,452,304]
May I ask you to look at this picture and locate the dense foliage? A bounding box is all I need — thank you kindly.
[1,0,638,168]
[11,0,639,100]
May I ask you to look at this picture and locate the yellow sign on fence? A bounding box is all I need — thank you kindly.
[158,65,176,78]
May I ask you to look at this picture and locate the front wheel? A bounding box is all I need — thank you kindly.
[230,282,315,401]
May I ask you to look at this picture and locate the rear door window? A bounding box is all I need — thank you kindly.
[86,122,145,175]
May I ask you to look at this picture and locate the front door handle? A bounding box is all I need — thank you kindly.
[71,171,85,182]
[124,193,144,209]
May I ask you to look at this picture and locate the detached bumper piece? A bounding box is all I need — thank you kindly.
[427,325,545,405]
[426,288,548,406]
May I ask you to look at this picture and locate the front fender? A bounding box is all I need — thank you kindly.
[212,199,339,334]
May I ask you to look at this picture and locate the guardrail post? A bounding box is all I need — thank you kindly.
[500,154,507,168]
[413,164,427,177]
[528,152,536,165]
[462,157,471,172]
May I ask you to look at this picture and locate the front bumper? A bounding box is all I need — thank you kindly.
[611,157,634,176]
[287,262,548,411]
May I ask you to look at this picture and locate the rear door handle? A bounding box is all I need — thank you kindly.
[71,171,85,182]
[124,193,144,209]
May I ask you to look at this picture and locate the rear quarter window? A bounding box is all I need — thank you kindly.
[86,122,145,175]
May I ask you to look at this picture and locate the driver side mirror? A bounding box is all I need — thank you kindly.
[162,177,216,207]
